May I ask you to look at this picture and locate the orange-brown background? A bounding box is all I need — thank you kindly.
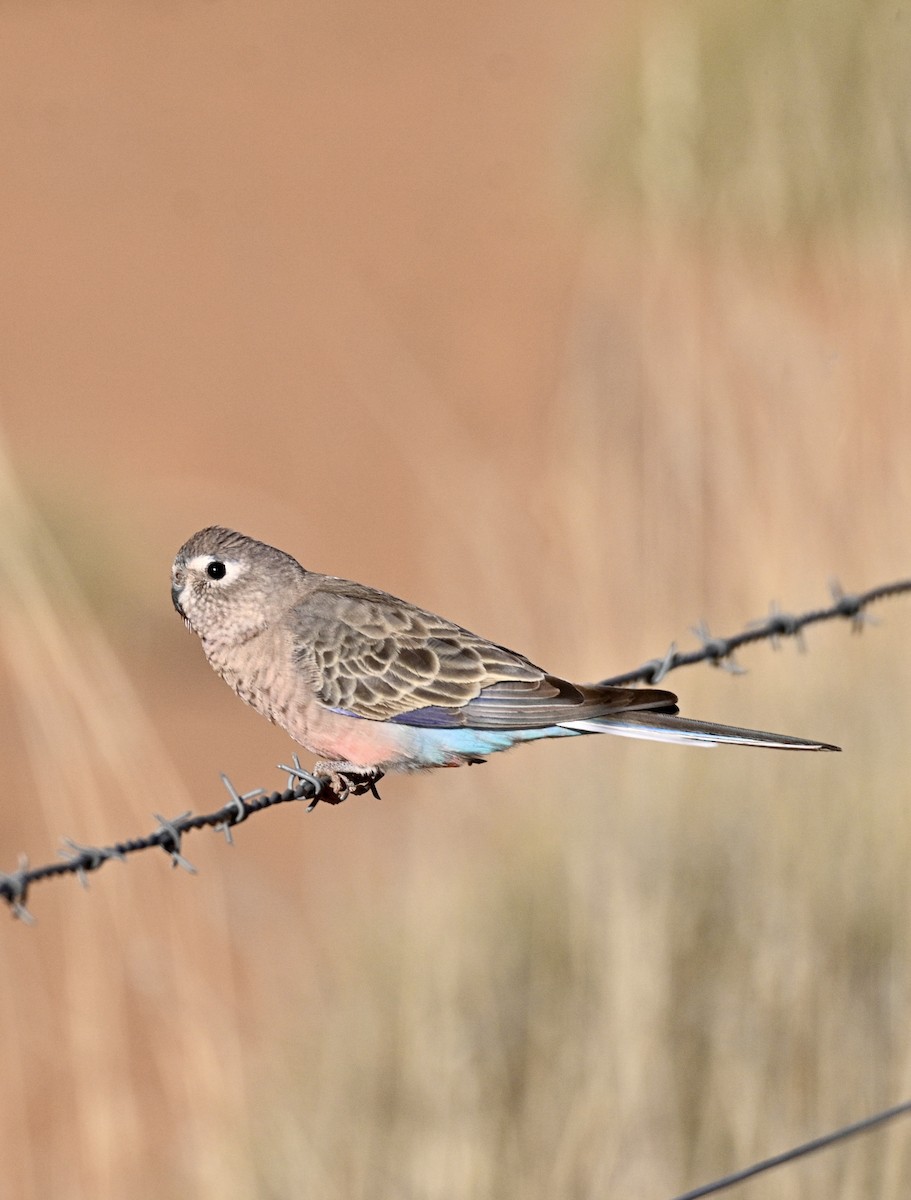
[1,2,910,1197]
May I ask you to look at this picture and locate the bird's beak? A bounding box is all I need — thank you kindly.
[171,570,187,621]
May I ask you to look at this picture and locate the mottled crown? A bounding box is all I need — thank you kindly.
[175,526,291,565]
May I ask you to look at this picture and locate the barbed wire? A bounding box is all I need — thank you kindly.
[2,573,908,921]
[599,577,911,686]
[0,766,326,923]
[0,767,366,921]
[2,572,910,1194]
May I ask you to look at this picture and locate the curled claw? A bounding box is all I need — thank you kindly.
[312,763,385,806]
[349,768,384,799]
[350,768,385,800]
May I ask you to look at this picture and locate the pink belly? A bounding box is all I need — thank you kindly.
[301,706,416,769]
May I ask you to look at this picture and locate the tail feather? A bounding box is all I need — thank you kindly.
[563,712,840,751]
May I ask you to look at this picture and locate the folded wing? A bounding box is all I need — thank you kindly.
[292,581,677,727]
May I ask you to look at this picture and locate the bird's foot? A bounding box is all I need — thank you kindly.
[312,763,386,806]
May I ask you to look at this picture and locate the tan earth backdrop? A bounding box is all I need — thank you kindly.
[1,1,910,1197]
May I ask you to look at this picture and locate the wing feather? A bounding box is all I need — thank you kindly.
[291,579,677,727]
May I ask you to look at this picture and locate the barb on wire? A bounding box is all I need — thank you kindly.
[0,854,35,924]
[1,572,909,920]
[0,770,326,920]
[669,1097,911,1200]
[599,575,910,687]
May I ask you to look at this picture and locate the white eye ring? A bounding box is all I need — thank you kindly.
[187,554,245,585]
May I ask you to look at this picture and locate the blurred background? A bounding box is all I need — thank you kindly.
[0,0,910,1196]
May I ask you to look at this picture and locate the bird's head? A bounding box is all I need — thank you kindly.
[171,526,307,646]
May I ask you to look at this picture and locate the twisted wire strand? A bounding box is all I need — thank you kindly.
[600,577,910,687]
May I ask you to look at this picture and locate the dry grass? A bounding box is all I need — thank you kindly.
[0,1,910,1197]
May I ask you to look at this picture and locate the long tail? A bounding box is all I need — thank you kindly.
[563,712,840,751]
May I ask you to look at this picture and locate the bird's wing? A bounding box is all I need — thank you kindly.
[291,581,676,727]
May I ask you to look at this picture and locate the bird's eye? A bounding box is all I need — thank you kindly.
[206,560,228,581]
